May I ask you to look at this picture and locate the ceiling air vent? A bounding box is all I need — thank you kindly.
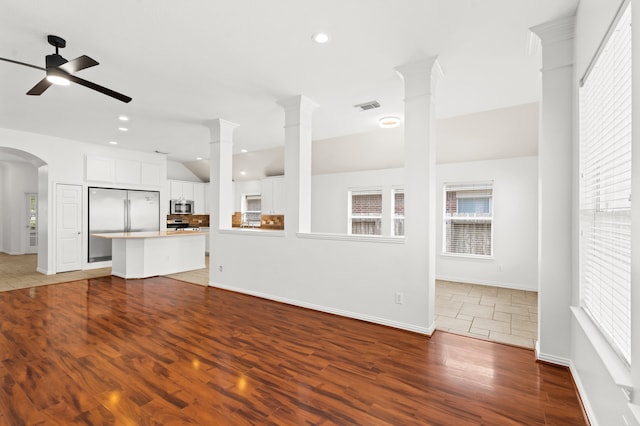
[353,100,380,111]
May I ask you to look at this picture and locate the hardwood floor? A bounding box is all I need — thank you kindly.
[0,276,586,425]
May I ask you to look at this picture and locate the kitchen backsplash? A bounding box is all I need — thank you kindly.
[167,214,210,227]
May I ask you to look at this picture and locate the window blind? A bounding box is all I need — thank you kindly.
[350,189,382,235]
[443,182,493,256]
[579,2,632,364]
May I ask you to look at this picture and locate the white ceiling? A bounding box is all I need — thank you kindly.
[0,1,577,164]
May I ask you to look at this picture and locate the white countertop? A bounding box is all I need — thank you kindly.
[92,230,209,239]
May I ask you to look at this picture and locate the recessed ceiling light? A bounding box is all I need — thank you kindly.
[118,127,128,132]
[378,116,401,129]
[240,170,246,176]
[196,157,203,161]
[311,32,330,44]
[109,141,118,145]
[240,149,248,153]
[118,115,129,122]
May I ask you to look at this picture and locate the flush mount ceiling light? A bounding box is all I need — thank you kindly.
[240,149,248,153]
[118,115,129,122]
[311,32,330,44]
[118,127,128,132]
[240,170,246,176]
[196,157,203,161]
[109,141,118,145]
[378,116,401,128]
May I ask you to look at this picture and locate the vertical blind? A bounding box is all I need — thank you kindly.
[579,2,632,364]
[443,182,493,256]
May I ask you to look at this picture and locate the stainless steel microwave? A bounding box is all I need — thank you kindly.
[170,199,194,214]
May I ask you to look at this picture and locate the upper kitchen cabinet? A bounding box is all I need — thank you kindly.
[193,183,206,214]
[170,180,194,200]
[85,155,162,187]
[261,176,285,214]
[169,180,207,214]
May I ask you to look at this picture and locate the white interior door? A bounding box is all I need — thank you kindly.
[56,184,82,272]
[25,193,38,254]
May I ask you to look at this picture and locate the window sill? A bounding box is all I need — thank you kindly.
[440,253,494,261]
[218,228,286,237]
[570,306,632,390]
[297,232,405,244]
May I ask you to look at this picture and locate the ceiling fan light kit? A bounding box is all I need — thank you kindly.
[0,34,132,103]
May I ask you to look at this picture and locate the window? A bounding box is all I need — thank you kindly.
[242,194,261,227]
[443,182,493,256]
[393,189,405,236]
[579,2,632,364]
[349,189,382,235]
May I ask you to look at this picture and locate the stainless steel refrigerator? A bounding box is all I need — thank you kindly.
[88,187,160,263]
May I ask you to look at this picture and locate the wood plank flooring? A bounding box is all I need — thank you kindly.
[0,276,587,425]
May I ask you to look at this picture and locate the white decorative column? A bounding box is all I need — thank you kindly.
[277,95,318,234]
[530,17,575,363]
[204,118,238,230]
[395,57,441,332]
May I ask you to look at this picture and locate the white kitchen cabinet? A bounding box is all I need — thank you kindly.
[86,155,162,188]
[85,156,115,182]
[261,176,285,214]
[204,182,210,213]
[115,159,141,184]
[169,180,209,213]
[193,182,205,214]
[169,180,195,200]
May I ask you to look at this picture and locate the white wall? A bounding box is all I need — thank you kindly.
[167,160,203,181]
[0,163,5,252]
[437,157,538,291]
[309,158,538,291]
[0,127,167,274]
[312,168,404,234]
[0,162,37,254]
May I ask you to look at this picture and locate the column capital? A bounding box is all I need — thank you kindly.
[277,95,319,128]
[203,118,239,144]
[394,56,443,100]
[530,16,575,72]
[530,16,575,46]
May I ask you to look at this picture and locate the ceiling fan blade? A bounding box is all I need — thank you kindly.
[58,55,99,74]
[0,57,45,71]
[67,74,132,103]
[26,78,53,95]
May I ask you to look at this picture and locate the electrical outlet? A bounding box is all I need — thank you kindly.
[395,292,404,304]
[218,265,223,272]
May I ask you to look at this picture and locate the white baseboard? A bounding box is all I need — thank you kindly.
[36,267,54,275]
[436,275,537,292]
[568,360,599,426]
[535,341,571,367]
[208,281,435,336]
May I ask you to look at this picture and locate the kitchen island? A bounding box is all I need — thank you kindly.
[92,230,208,279]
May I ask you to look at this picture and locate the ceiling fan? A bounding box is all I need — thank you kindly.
[0,35,132,103]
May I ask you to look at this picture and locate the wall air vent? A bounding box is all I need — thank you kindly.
[353,100,381,111]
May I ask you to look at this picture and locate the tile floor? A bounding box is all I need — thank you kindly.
[435,280,538,348]
[0,253,538,349]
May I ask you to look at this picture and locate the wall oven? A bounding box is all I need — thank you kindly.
[170,199,194,214]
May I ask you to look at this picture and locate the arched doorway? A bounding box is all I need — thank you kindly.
[0,147,48,275]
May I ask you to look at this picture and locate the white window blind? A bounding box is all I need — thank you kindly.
[349,189,382,235]
[579,2,632,364]
[443,182,493,256]
[393,189,405,236]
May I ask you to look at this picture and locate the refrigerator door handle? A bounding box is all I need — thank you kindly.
[124,199,129,232]
[127,199,132,231]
